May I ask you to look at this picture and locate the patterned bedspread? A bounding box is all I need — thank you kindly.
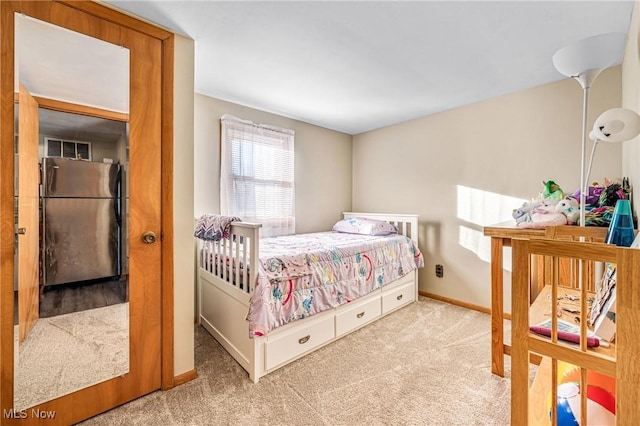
[249,232,424,337]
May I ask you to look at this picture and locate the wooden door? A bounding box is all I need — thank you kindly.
[17,84,40,344]
[0,2,170,424]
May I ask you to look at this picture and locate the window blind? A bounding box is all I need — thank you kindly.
[220,114,295,237]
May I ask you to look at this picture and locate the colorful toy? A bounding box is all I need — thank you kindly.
[518,202,568,228]
[562,366,616,397]
[572,185,604,207]
[512,199,544,224]
[555,197,580,225]
[599,182,626,207]
[550,382,616,425]
[513,180,566,225]
[543,180,565,202]
[548,362,617,425]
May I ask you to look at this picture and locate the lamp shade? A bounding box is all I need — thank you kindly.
[590,108,640,143]
[552,33,626,88]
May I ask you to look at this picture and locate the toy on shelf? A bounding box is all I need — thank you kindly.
[551,382,616,425]
[513,180,566,226]
[548,361,617,425]
[543,180,565,201]
[514,177,635,228]
[517,197,579,229]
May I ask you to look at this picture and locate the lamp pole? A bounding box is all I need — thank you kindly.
[579,85,589,228]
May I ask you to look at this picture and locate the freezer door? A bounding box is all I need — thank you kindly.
[43,157,118,198]
[43,198,119,285]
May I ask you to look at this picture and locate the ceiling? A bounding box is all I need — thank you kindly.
[16,14,129,114]
[16,1,636,136]
[16,13,129,142]
[104,0,635,135]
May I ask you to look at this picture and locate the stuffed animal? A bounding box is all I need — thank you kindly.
[598,182,626,207]
[555,197,580,225]
[542,180,565,202]
[513,180,565,224]
[572,185,604,207]
[518,202,568,229]
[512,199,544,224]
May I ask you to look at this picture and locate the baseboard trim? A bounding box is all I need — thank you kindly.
[174,369,198,386]
[418,291,512,320]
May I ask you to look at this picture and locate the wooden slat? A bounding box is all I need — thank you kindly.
[242,239,249,293]
[616,247,640,424]
[528,337,616,377]
[491,237,505,377]
[234,236,240,289]
[511,239,531,424]
[526,239,617,263]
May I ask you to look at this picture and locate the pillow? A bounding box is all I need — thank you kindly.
[332,217,398,236]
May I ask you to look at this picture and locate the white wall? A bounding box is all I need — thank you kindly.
[352,67,622,313]
[622,1,640,220]
[173,34,195,376]
[194,95,353,234]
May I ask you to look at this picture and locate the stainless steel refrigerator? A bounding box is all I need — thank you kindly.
[42,157,123,286]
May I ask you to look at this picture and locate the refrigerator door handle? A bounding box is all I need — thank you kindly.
[114,166,122,226]
[45,164,59,195]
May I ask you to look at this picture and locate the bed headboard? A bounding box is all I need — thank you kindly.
[342,212,419,245]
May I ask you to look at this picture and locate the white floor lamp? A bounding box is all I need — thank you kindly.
[552,32,627,227]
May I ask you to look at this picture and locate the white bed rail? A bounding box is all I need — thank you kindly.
[342,212,419,243]
[199,222,261,294]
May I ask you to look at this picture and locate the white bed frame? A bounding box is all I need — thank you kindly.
[197,212,420,382]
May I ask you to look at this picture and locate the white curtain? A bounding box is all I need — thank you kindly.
[220,114,295,237]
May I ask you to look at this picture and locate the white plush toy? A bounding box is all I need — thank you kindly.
[517,197,580,229]
[555,197,580,225]
[518,203,567,228]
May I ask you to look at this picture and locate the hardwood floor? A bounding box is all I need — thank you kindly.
[39,278,128,318]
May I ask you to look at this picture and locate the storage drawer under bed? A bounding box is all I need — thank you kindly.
[382,280,415,314]
[335,294,382,337]
[264,314,335,371]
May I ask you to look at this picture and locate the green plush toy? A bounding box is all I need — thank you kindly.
[542,180,565,202]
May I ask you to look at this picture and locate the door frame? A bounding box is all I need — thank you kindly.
[0,0,175,422]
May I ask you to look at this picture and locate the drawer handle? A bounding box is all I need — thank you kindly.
[298,335,310,344]
[396,294,403,301]
[356,311,365,319]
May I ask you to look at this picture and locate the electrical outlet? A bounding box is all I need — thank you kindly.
[435,264,444,278]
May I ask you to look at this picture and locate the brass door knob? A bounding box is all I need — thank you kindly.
[141,231,157,244]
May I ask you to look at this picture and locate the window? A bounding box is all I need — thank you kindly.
[45,137,92,161]
[220,115,295,237]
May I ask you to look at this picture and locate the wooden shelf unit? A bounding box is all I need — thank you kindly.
[510,238,640,425]
[483,222,608,377]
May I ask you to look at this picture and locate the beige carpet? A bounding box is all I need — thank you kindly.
[81,297,516,425]
[15,303,129,410]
